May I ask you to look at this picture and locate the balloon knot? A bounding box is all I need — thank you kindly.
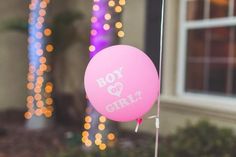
[135,118,143,133]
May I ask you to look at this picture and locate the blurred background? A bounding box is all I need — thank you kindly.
[0,0,236,157]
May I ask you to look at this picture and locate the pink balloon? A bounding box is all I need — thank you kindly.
[84,45,160,122]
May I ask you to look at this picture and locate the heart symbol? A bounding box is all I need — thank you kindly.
[107,82,123,97]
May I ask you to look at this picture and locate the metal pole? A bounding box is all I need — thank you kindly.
[154,0,165,157]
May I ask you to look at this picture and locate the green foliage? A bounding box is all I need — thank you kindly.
[47,141,155,157]
[50,10,85,52]
[163,120,236,157]
[47,121,236,157]
[52,10,83,26]
[0,18,28,32]
[0,10,84,50]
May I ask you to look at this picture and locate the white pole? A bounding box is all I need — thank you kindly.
[154,0,165,157]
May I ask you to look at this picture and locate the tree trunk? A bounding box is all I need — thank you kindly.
[26,0,52,129]
[82,0,124,148]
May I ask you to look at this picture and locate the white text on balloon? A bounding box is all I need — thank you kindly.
[96,67,123,88]
[105,90,142,112]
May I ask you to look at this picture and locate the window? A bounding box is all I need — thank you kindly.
[178,0,236,98]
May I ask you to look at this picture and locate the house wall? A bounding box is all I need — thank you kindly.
[121,0,236,135]
[0,0,28,110]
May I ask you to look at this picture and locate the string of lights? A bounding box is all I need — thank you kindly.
[25,0,54,120]
[82,0,126,150]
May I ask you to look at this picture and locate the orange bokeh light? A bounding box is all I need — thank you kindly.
[99,143,107,150]
[107,133,115,141]
[99,116,106,123]
[27,82,34,90]
[35,109,43,116]
[98,124,105,130]
[45,85,53,93]
[46,44,54,52]
[40,1,47,8]
[44,28,52,36]
[36,49,43,56]
[46,98,53,105]
[24,112,32,119]
[34,94,42,101]
[39,9,46,16]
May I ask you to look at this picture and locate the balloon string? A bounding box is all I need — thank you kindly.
[155,0,165,157]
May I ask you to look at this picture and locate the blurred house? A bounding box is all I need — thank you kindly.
[0,0,235,135]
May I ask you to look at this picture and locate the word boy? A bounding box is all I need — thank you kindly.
[96,67,123,88]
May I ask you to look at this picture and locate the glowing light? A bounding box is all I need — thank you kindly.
[44,0,50,4]
[119,0,126,5]
[91,29,97,36]
[24,112,32,119]
[107,133,115,141]
[115,22,123,29]
[108,0,115,7]
[34,87,41,93]
[45,98,53,105]
[99,116,106,123]
[39,57,46,63]
[27,82,34,90]
[85,116,92,123]
[89,45,96,52]
[36,49,43,56]
[36,23,43,29]
[26,0,54,119]
[91,16,98,23]
[82,136,88,143]
[83,0,125,148]
[103,24,110,30]
[39,9,46,16]
[95,139,102,145]
[37,70,43,76]
[98,124,105,130]
[40,1,47,8]
[85,140,92,147]
[46,82,53,86]
[28,75,34,82]
[37,16,44,23]
[29,4,35,10]
[44,28,52,36]
[36,32,43,39]
[95,133,102,139]
[37,77,44,83]
[44,110,52,118]
[118,30,125,37]
[27,102,34,108]
[47,106,54,111]
[84,123,91,130]
[115,6,122,13]
[35,109,43,116]
[46,44,54,52]
[45,84,53,93]
[40,64,47,71]
[104,13,111,20]
[82,131,89,137]
[35,94,42,101]
[93,4,100,11]
[27,96,34,102]
[36,101,44,107]
[99,143,107,150]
